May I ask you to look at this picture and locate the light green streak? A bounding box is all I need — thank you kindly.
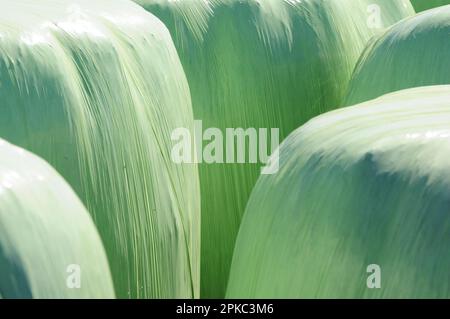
[0,0,200,298]
[136,0,414,297]
[346,5,450,105]
[227,85,450,298]
[0,138,114,298]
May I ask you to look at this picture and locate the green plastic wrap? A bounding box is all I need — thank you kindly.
[346,5,450,105]
[0,0,200,298]
[227,85,450,298]
[135,0,414,297]
[411,0,450,12]
[0,138,114,298]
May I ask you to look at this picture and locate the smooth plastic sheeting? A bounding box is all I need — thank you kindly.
[228,86,450,298]
[346,5,450,105]
[0,138,114,298]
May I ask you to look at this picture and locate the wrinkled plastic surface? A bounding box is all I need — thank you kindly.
[0,0,200,298]
[137,0,414,297]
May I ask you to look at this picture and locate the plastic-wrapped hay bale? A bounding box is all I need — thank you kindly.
[0,0,200,298]
[346,5,450,105]
[0,139,114,299]
[135,0,414,297]
[227,85,450,298]
[411,0,450,12]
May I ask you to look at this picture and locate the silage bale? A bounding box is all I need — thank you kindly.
[0,0,200,298]
[0,138,114,298]
[346,5,450,105]
[227,85,450,298]
[135,0,414,297]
